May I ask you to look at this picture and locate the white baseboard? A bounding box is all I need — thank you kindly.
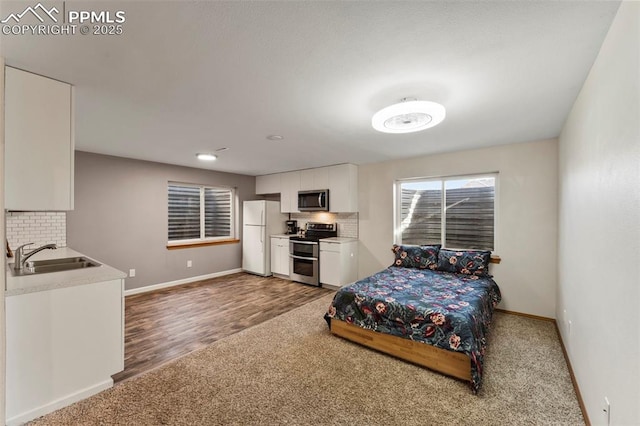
[6,379,113,426]
[124,268,243,296]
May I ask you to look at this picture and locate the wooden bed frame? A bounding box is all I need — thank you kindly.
[328,256,502,383]
[330,318,472,382]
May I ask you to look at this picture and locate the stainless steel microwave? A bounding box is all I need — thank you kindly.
[298,189,329,211]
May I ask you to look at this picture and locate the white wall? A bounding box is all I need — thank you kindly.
[557,2,639,425]
[358,138,558,318]
[1,55,7,426]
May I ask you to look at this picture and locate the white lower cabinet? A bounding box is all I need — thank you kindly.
[320,239,358,287]
[6,279,124,425]
[270,236,290,276]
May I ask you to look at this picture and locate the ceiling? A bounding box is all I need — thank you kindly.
[1,1,621,176]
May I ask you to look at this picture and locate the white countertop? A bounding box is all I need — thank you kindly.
[319,237,358,243]
[6,247,127,297]
[270,234,295,238]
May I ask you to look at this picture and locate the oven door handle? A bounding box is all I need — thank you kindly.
[289,254,318,261]
[290,240,317,245]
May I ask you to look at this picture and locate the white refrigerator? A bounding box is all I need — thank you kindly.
[242,200,286,276]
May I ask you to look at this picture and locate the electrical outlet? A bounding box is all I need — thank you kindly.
[129,269,136,277]
[603,397,610,425]
[187,260,192,268]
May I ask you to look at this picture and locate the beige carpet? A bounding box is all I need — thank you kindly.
[30,294,584,425]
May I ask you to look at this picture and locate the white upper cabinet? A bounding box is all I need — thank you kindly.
[256,173,281,195]
[300,167,329,191]
[280,171,300,213]
[5,67,74,211]
[256,163,358,213]
[328,164,358,213]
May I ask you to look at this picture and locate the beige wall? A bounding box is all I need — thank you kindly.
[358,139,558,318]
[558,2,639,424]
[67,152,257,291]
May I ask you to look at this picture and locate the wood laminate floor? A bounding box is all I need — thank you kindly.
[112,273,332,382]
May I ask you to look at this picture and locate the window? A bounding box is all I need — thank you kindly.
[395,174,496,250]
[168,182,235,244]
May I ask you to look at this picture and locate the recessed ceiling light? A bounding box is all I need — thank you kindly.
[266,135,284,141]
[372,98,446,134]
[196,153,217,161]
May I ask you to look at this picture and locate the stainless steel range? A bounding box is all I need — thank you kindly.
[289,222,337,286]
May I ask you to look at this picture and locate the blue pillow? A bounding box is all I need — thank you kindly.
[437,249,491,276]
[391,244,441,269]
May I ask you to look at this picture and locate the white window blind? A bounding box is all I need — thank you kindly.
[397,175,496,250]
[204,187,232,238]
[168,183,234,243]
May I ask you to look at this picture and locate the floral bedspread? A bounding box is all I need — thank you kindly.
[324,267,501,393]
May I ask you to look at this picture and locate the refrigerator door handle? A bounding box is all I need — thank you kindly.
[261,210,264,226]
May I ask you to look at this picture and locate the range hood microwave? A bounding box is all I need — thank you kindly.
[298,189,329,211]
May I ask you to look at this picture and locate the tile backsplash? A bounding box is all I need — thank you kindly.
[6,211,67,251]
[290,212,358,238]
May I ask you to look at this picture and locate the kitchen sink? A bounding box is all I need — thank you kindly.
[25,256,98,267]
[10,256,101,276]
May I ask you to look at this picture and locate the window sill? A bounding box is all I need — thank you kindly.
[490,255,501,264]
[166,239,240,250]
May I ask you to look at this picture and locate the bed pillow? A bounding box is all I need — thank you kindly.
[437,249,491,276]
[391,244,441,269]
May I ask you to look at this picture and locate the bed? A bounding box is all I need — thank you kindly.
[324,245,501,393]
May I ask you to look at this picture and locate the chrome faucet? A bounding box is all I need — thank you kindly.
[14,242,58,271]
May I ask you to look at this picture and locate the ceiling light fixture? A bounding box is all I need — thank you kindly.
[266,135,284,141]
[196,153,217,161]
[372,98,446,134]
